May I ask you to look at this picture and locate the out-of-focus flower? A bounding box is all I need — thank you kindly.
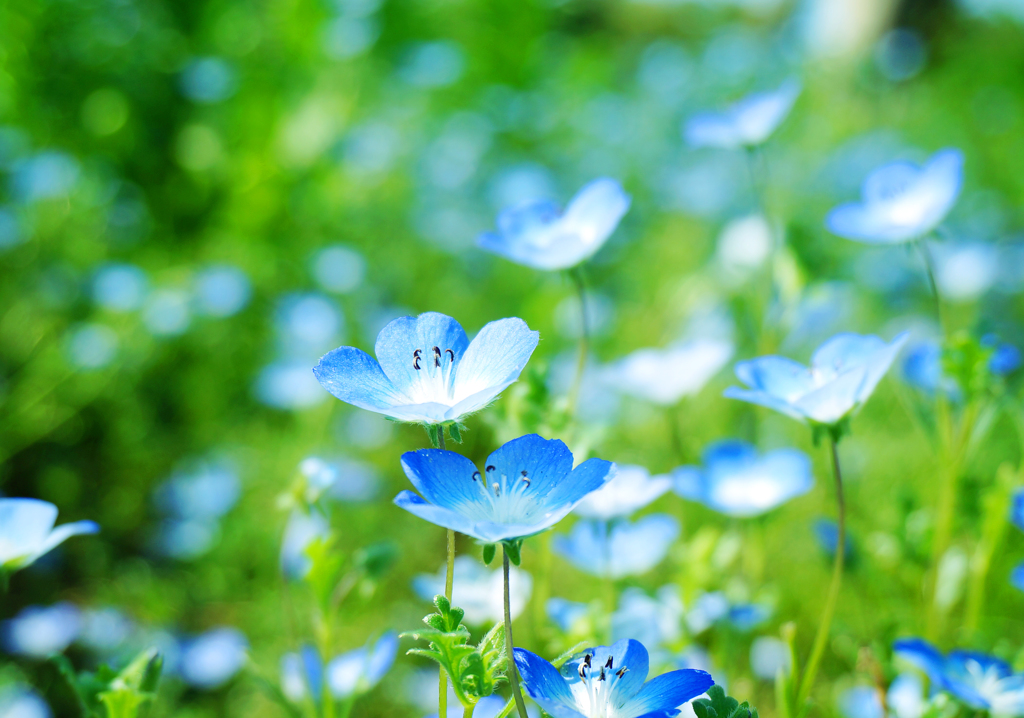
[1012,490,1024,532]
[280,509,331,580]
[1011,563,1024,593]
[814,519,854,559]
[65,323,119,370]
[573,465,670,520]
[77,607,133,655]
[312,245,366,294]
[477,178,631,271]
[685,592,729,635]
[874,29,927,82]
[12,151,80,202]
[838,686,884,718]
[603,339,734,406]
[178,628,248,690]
[277,293,344,358]
[0,498,98,572]
[826,149,964,244]
[257,360,330,409]
[717,215,773,279]
[934,243,998,302]
[399,41,465,88]
[902,341,955,397]
[725,332,908,428]
[1,603,81,658]
[180,57,237,104]
[395,434,613,543]
[315,312,538,424]
[0,686,51,718]
[673,440,813,518]
[413,556,532,624]
[750,637,791,680]
[298,456,380,503]
[143,288,191,336]
[888,674,927,718]
[611,586,683,649]
[282,633,398,703]
[92,263,148,312]
[684,80,800,149]
[194,265,251,317]
[554,515,679,579]
[547,597,590,634]
[152,458,240,560]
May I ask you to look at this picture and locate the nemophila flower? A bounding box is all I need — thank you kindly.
[611,586,683,649]
[0,498,98,573]
[477,178,631,271]
[888,674,927,718]
[750,637,791,681]
[673,440,813,518]
[1,603,81,658]
[573,465,672,520]
[280,509,331,580]
[299,456,380,503]
[1011,489,1023,531]
[554,515,679,579]
[814,519,854,560]
[314,312,539,424]
[826,149,964,244]
[514,638,714,718]
[413,556,532,624]
[902,341,957,398]
[1011,563,1024,593]
[178,628,248,690]
[394,434,614,544]
[603,339,734,406]
[725,332,908,429]
[685,79,801,150]
[548,598,591,634]
[0,686,51,718]
[838,686,884,718]
[281,633,398,703]
[77,607,133,656]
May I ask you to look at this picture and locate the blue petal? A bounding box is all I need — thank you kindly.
[811,333,889,378]
[0,499,57,565]
[702,439,758,467]
[671,466,703,503]
[547,458,616,508]
[790,367,867,425]
[826,203,904,244]
[697,444,813,517]
[1013,562,1024,592]
[400,449,483,512]
[728,78,800,146]
[364,632,398,687]
[623,668,715,718]
[893,638,945,684]
[1013,489,1024,532]
[562,639,650,705]
[554,520,608,576]
[608,516,679,578]
[862,160,921,204]
[733,356,815,401]
[36,520,100,561]
[393,491,478,537]
[684,112,739,149]
[374,312,469,396]
[723,386,806,422]
[558,177,631,262]
[301,644,324,701]
[483,434,574,502]
[450,317,539,414]
[313,347,407,414]
[514,647,585,718]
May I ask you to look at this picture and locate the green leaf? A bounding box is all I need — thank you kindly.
[447,422,463,444]
[426,423,441,447]
[503,540,522,566]
[482,543,496,565]
[693,685,758,718]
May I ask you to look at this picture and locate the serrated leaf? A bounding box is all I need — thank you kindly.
[694,685,757,718]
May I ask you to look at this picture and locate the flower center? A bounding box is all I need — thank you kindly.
[469,465,537,524]
[407,346,458,404]
[576,652,629,718]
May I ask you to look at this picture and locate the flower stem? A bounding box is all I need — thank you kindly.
[503,547,530,718]
[796,438,846,709]
[464,704,476,718]
[916,238,946,335]
[437,429,456,718]
[566,267,590,420]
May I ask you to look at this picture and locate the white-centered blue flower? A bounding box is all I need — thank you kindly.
[554,515,679,579]
[314,312,539,424]
[514,639,714,718]
[477,178,631,271]
[395,434,614,544]
[1,603,81,658]
[826,149,964,244]
[178,628,248,690]
[672,440,813,518]
[603,339,734,406]
[887,673,927,718]
[573,465,672,520]
[724,332,909,427]
[281,633,398,703]
[0,499,98,572]
[413,556,532,624]
[548,597,591,634]
[684,80,801,150]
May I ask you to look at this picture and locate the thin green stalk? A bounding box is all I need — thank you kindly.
[437,429,455,718]
[338,695,356,718]
[916,238,946,335]
[321,624,336,718]
[503,548,530,718]
[963,464,1016,638]
[796,438,846,709]
[566,267,590,420]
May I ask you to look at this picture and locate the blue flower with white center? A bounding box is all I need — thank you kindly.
[1012,489,1023,532]
[826,149,964,245]
[838,686,883,718]
[0,498,98,573]
[314,312,539,424]
[672,440,813,518]
[394,434,614,544]
[724,332,909,428]
[554,515,679,579]
[514,639,714,718]
[573,465,672,520]
[684,79,801,150]
[887,674,927,718]
[477,178,631,271]
[602,339,734,406]
[281,633,398,703]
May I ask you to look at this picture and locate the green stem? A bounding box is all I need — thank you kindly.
[464,704,476,718]
[503,548,530,718]
[566,267,590,420]
[916,238,946,335]
[437,429,455,718]
[337,695,355,718]
[796,438,846,709]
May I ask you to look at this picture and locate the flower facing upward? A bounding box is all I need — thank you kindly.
[514,638,714,718]
[685,79,801,150]
[314,312,539,424]
[394,434,615,544]
[0,498,99,573]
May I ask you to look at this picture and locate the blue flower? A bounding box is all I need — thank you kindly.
[1011,563,1024,593]
[611,586,683,650]
[1011,489,1023,532]
[902,340,957,397]
[413,556,532,624]
[314,312,539,424]
[548,597,591,634]
[826,149,964,244]
[280,509,331,580]
[282,633,398,702]
[178,628,248,690]
[838,686,883,718]
[724,332,908,427]
[602,339,734,406]
[0,499,98,572]
[813,519,854,560]
[0,686,51,718]
[477,178,631,271]
[685,80,800,150]
[554,515,679,579]
[514,638,714,718]
[395,434,614,543]
[1,603,81,658]
[573,465,672,520]
[672,440,813,518]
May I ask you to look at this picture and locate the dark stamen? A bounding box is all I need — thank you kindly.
[413,356,421,370]
[605,656,614,670]
[616,667,629,678]
[486,465,496,472]
[433,347,441,367]
[472,471,481,482]
[446,349,454,362]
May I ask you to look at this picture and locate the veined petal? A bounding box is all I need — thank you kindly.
[313,347,407,413]
[374,313,469,400]
[452,318,539,404]
[399,449,483,512]
[392,491,479,538]
[734,356,815,400]
[32,520,99,563]
[791,366,867,425]
[546,458,616,508]
[723,387,807,422]
[562,639,650,705]
[623,669,715,718]
[514,648,586,718]
[483,434,574,501]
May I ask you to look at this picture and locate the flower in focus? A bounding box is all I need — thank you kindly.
[412,556,532,624]
[1,603,81,658]
[603,339,734,406]
[685,79,801,150]
[314,312,539,424]
[672,440,813,518]
[394,434,614,544]
[573,465,672,520]
[281,633,398,703]
[514,638,714,718]
[826,149,963,244]
[725,332,908,429]
[477,178,631,271]
[177,628,248,690]
[0,498,98,573]
[554,515,679,579]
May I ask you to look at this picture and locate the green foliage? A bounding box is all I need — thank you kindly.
[693,685,759,718]
[482,543,497,565]
[51,648,163,718]
[503,540,523,566]
[943,333,997,401]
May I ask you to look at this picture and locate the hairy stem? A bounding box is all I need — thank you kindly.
[504,548,530,718]
[566,267,590,420]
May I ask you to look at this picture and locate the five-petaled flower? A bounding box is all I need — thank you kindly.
[685,79,801,150]
[0,499,99,574]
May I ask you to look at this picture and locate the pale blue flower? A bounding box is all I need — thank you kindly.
[395,434,613,543]
[178,628,248,690]
[413,556,532,624]
[685,80,800,149]
[685,592,729,635]
[1,603,81,658]
[826,149,964,244]
[477,178,631,271]
[814,519,853,559]
[888,674,927,718]
[673,440,813,518]
[281,633,398,702]
[514,638,714,718]
[194,264,251,317]
[0,498,98,572]
[554,515,679,579]
[548,598,590,634]
[603,339,734,406]
[573,465,671,520]
[611,586,683,649]
[77,607,133,655]
[65,323,119,370]
[1012,489,1023,532]
[749,637,791,681]
[280,509,331,580]
[838,686,884,718]
[315,312,539,424]
[725,332,909,427]
[1011,563,1024,593]
[298,456,380,503]
[0,686,51,718]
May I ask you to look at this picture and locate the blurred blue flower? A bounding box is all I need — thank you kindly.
[547,597,590,634]
[728,603,771,632]
[750,637,791,681]
[178,628,248,690]
[478,178,631,271]
[12,151,80,201]
[685,79,800,149]
[281,645,324,704]
[554,515,679,579]
[514,639,714,718]
[413,556,532,624]
[902,341,953,396]
[399,41,465,88]
[312,245,366,294]
[989,343,1022,375]
[603,339,734,406]
[0,207,26,250]
[180,58,237,104]
[611,586,683,649]
[673,440,813,518]
[395,434,613,543]
[573,464,671,520]
[92,263,149,312]
[153,518,221,561]
[142,288,191,337]
[299,456,380,503]
[1011,563,1024,593]
[0,498,98,572]
[257,360,330,410]
[887,673,927,718]
[64,323,117,370]
[826,149,964,244]
[875,29,927,82]
[282,633,397,703]
[2,603,81,658]
[314,312,539,424]
[195,265,251,317]
[0,686,51,718]
[155,460,241,521]
[323,16,380,59]
[685,591,729,635]
[280,509,330,580]
[725,332,908,427]
[934,243,998,302]
[1012,489,1024,532]
[814,519,854,559]
[78,607,133,655]
[838,686,884,718]
[276,293,345,358]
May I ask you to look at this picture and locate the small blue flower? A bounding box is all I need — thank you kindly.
[1,603,81,658]
[813,519,854,560]
[902,340,957,397]
[395,434,614,544]
[838,686,884,718]
[280,509,331,580]
[514,639,714,718]
[314,312,539,424]
[554,515,679,579]
[826,149,964,244]
[478,178,631,271]
[725,332,908,427]
[548,597,591,634]
[178,628,248,690]
[673,440,813,518]
[0,499,98,572]
[573,465,672,520]
[0,686,51,718]
[283,633,398,702]
[602,339,734,406]
[611,586,684,649]
[685,79,801,150]
[1011,563,1024,593]
[1011,489,1023,532]
[887,674,926,718]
